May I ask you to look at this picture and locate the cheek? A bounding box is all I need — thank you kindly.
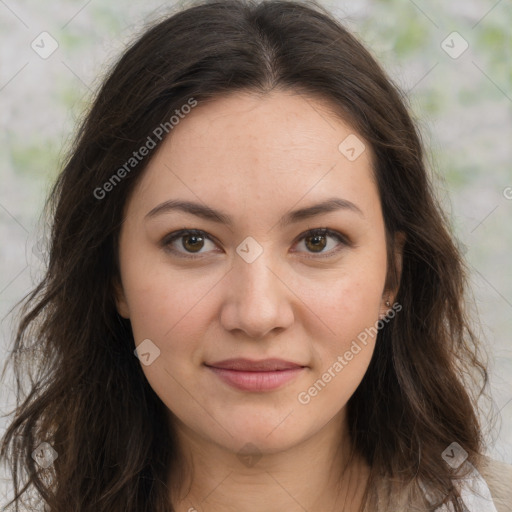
[303,253,387,381]
[121,253,220,342]
[308,259,386,336]
[297,277,383,415]
[121,264,216,410]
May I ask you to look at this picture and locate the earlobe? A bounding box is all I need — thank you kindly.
[378,295,392,320]
[381,231,406,315]
[113,279,130,319]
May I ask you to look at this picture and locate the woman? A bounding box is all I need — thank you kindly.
[1,0,511,510]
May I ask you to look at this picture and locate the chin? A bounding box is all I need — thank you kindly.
[211,414,311,455]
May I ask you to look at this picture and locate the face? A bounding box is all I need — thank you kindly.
[115,89,401,456]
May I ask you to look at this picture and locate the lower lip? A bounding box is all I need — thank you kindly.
[206,366,305,391]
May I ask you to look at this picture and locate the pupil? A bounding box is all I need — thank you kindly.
[183,234,204,252]
[307,234,326,252]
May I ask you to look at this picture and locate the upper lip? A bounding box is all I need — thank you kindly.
[205,358,306,371]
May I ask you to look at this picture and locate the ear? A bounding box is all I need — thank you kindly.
[113,277,130,319]
[380,231,406,317]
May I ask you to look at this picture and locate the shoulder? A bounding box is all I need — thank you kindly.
[476,455,512,512]
[373,456,512,511]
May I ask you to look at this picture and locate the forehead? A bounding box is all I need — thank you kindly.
[126,89,380,223]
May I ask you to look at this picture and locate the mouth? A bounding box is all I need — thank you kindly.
[204,358,307,392]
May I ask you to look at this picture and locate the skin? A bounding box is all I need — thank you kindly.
[114,89,403,511]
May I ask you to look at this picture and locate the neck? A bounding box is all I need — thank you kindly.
[168,414,369,512]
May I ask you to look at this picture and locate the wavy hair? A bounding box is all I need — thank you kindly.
[1,0,489,510]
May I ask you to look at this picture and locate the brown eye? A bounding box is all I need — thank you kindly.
[182,233,205,252]
[162,229,218,258]
[293,228,349,258]
[304,233,327,252]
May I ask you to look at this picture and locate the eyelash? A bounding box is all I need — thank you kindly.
[161,228,350,260]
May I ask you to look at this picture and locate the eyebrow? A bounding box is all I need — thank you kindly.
[145,197,364,228]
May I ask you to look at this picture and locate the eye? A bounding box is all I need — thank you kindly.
[161,227,350,260]
[161,229,219,259]
[292,228,349,258]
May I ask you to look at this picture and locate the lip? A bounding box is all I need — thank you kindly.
[205,358,307,392]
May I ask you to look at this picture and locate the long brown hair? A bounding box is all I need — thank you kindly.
[1,0,489,510]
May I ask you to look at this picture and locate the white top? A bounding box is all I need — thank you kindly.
[440,462,498,512]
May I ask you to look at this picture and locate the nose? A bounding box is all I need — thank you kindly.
[220,249,295,339]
